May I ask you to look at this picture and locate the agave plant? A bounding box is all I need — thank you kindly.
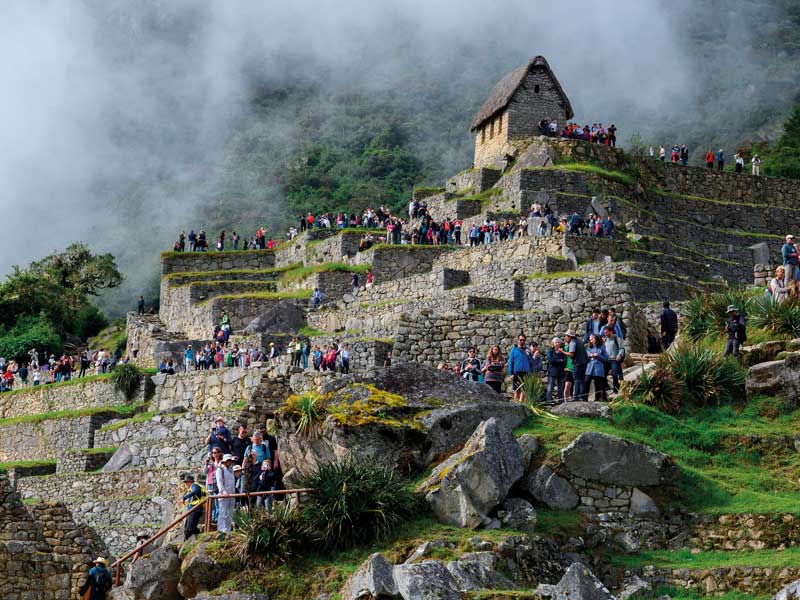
[749,295,800,337]
[518,374,557,420]
[624,365,681,414]
[229,503,301,565]
[291,393,326,438]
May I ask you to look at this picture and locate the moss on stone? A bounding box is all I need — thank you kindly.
[196,289,311,305]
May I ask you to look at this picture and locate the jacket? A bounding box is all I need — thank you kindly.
[79,565,112,600]
[782,243,798,266]
[507,346,532,375]
[545,348,566,378]
[215,464,236,495]
[660,308,678,335]
[568,338,589,367]
[583,317,607,343]
[585,345,609,378]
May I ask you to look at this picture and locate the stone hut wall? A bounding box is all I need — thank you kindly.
[474,108,509,168]
[160,249,275,275]
[507,69,569,138]
[306,232,363,265]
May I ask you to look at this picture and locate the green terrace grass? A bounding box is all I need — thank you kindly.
[0,403,144,428]
[98,409,188,432]
[175,279,279,289]
[89,321,127,352]
[526,270,586,280]
[516,400,800,515]
[280,262,372,284]
[652,188,800,213]
[297,325,326,337]
[80,446,118,454]
[467,308,525,316]
[0,459,56,472]
[2,373,112,396]
[528,163,636,186]
[610,547,800,569]
[412,186,445,195]
[367,243,458,252]
[449,187,503,205]
[196,289,312,305]
[163,263,302,281]
[160,248,274,259]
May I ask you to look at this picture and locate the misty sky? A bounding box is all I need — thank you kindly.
[0,0,784,312]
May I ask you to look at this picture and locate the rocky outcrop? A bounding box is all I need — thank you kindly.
[746,359,786,399]
[178,541,232,598]
[340,553,398,600]
[550,402,611,420]
[497,498,538,534]
[420,418,524,528]
[561,432,679,487]
[525,465,579,510]
[392,561,461,600]
[537,562,615,600]
[774,579,800,600]
[445,551,516,591]
[242,300,306,334]
[121,545,181,600]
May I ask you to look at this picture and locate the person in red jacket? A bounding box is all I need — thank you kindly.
[705,149,714,169]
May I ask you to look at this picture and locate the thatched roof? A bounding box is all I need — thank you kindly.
[469,56,573,131]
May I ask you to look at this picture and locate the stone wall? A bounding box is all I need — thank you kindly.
[160,249,275,275]
[643,565,800,596]
[445,167,502,195]
[420,192,482,223]
[0,377,143,420]
[274,229,338,267]
[0,412,119,463]
[283,270,354,302]
[149,365,290,414]
[508,69,569,138]
[126,313,201,369]
[57,449,116,474]
[474,108,510,168]
[500,168,591,214]
[354,244,456,280]
[306,232,363,265]
[185,296,308,339]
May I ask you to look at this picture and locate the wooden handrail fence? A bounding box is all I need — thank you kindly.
[110,488,311,586]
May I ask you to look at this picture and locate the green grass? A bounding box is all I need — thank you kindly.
[516,400,800,514]
[642,586,768,600]
[196,289,312,305]
[89,321,127,352]
[449,187,502,205]
[160,248,274,259]
[0,459,56,472]
[610,547,800,569]
[529,163,636,186]
[97,411,161,432]
[280,262,372,284]
[163,264,302,281]
[82,446,118,455]
[526,271,587,280]
[175,279,279,289]
[652,188,800,214]
[297,325,326,337]
[0,403,144,428]
[412,186,445,195]
[467,308,525,316]
[2,373,114,397]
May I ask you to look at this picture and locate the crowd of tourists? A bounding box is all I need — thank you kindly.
[0,348,126,392]
[647,145,762,175]
[540,119,618,147]
[171,227,284,253]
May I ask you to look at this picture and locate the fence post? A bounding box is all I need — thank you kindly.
[204,497,212,533]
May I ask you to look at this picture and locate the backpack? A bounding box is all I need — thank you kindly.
[187,483,207,508]
[94,568,113,593]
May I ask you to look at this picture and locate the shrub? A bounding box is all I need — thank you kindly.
[283,393,326,438]
[297,456,418,550]
[748,295,800,337]
[230,503,301,565]
[0,314,62,363]
[681,289,753,341]
[110,363,142,399]
[620,366,681,414]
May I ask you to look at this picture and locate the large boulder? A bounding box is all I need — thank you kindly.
[550,402,611,420]
[420,418,524,528]
[340,553,398,600]
[561,432,678,487]
[103,443,133,472]
[784,354,800,408]
[537,562,615,600]
[243,300,306,334]
[774,579,800,600]
[497,498,538,534]
[740,340,787,366]
[746,360,785,399]
[178,541,232,598]
[445,551,516,592]
[498,536,566,586]
[122,544,181,600]
[525,465,579,510]
[392,561,461,600]
[277,365,529,478]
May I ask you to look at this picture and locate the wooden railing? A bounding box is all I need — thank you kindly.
[111,488,311,586]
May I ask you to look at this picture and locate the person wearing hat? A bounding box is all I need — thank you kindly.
[181,474,206,539]
[724,305,747,357]
[215,454,237,533]
[79,557,113,600]
[660,302,679,350]
[132,533,150,563]
[205,416,232,455]
[563,329,589,402]
[782,235,798,287]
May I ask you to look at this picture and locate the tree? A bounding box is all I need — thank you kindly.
[764,103,800,179]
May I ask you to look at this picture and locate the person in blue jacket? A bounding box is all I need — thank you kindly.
[507,332,533,402]
[585,334,609,402]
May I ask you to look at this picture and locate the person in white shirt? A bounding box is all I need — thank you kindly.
[215,454,236,533]
[752,154,761,176]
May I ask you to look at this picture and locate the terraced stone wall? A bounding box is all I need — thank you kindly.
[354,244,457,280]
[445,167,503,195]
[185,296,308,339]
[305,231,362,265]
[282,270,353,301]
[160,249,275,275]
[419,192,483,222]
[274,229,338,266]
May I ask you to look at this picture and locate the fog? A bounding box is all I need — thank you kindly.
[0,0,787,314]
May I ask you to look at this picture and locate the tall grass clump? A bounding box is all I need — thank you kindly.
[230,503,302,565]
[682,288,754,340]
[748,295,800,337]
[297,456,418,550]
[110,363,142,400]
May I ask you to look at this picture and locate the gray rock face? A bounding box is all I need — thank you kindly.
[629,488,660,516]
[445,551,516,592]
[498,498,537,534]
[195,595,270,600]
[537,562,615,600]
[420,418,524,528]
[104,443,133,472]
[498,535,567,586]
[774,579,800,600]
[341,553,398,600]
[746,359,785,399]
[403,540,455,564]
[178,541,229,598]
[243,300,306,334]
[526,465,579,510]
[392,561,461,600]
[784,354,800,408]
[618,575,651,600]
[550,402,611,420]
[123,544,181,600]
[517,434,540,470]
[561,432,679,487]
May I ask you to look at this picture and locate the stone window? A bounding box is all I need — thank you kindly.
[534,84,540,93]
[490,119,494,139]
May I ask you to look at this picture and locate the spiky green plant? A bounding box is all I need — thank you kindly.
[681,288,754,340]
[297,456,417,550]
[621,366,682,414]
[749,295,800,337]
[110,363,142,400]
[518,374,557,419]
[290,393,326,439]
[229,503,301,565]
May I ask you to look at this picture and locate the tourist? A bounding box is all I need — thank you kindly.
[79,351,90,378]
[131,533,150,563]
[770,266,788,303]
[301,340,310,369]
[583,308,606,343]
[183,345,193,373]
[752,154,761,176]
[545,337,566,403]
[181,474,205,539]
[563,329,589,402]
[705,149,714,169]
[231,424,250,464]
[724,305,747,357]
[340,344,350,374]
[659,145,666,161]
[585,334,608,402]
[244,431,273,508]
[782,235,798,287]
[649,146,655,160]
[311,288,323,308]
[188,229,197,251]
[365,270,374,288]
[206,416,232,455]
[215,454,236,533]
[483,345,506,394]
[459,347,482,382]
[351,272,359,293]
[734,153,744,174]
[646,328,662,354]
[680,144,689,166]
[384,351,392,367]
[717,149,725,171]
[79,557,113,600]
[603,326,625,393]
[660,302,679,349]
[137,295,145,315]
[507,334,533,402]
[607,123,617,147]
